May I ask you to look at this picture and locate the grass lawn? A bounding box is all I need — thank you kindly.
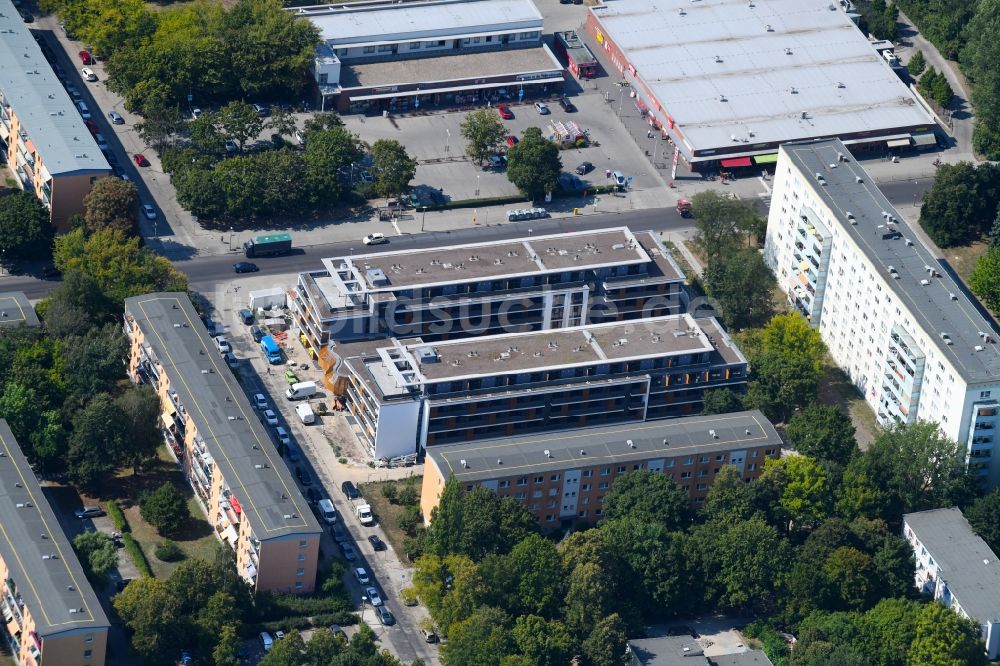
[358,478,422,561]
[97,445,219,578]
[942,240,987,284]
[817,364,878,450]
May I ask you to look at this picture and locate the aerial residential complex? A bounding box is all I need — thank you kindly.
[124,294,323,594]
[764,139,1000,487]
[421,410,781,527]
[333,313,747,459]
[0,0,110,227]
[0,292,41,329]
[903,507,1000,660]
[300,0,564,114]
[292,227,688,374]
[0,420,109,666]
[585,0,936,168]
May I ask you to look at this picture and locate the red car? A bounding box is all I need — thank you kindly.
[498,104,513,120]
[78,50,92,65]
[133,153,149,167]
[506,135,519,148]
[84,119,99,135]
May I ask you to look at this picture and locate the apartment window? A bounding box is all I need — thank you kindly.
[532,490,543,498]
[534,476,544,483]
[363,45,376,53]
[410,41,421,49]
[499,480,510,489]
[600,467,610,476]
[517,478,528,486]
[531,503,540,510]
[84,636,94,644]
[295,582,304,590]
[298,554,306,562]
[680,471,692,479]
[699,455,709,463]
[696,483,707,491]
[683,457,693,465]
[582,470,593,478]
[982,391,992,399]
[318,73,329,85]
[436,40,446,46]
[617,466,626,473]
[377,44,393,52]
[549,488,559,496]
[579,510,587,517]
[747,463,757,471]
[598,482,609,490]
[462,38,471,45]
[750,451,758,458]
[581,497,589,505]
[582,484,591,491]
[715,454,726,461]
[693,497,705,504]
[666,459,676,468]
[547,500,557,508]
[595,508,603,516]
[545,514,555,522]
[84,651,93,659]
[299,540,307,548]
[765,449,776,456]
[515,492,526,500]
[466,485,474,491]
[550,474,561,482]
[296,568,305,576]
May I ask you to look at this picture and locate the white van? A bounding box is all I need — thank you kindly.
[296,403,315,424]
[317,498,337,524]
[285,381,317,401]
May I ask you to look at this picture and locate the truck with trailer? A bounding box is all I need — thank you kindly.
[243,233,292,258]
[554,31,598,79]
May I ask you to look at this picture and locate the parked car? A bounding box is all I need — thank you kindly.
[108,111,124,125]
[78,50,92,65]
[262,409,278,426]
[76,101,91,119]
[75,505,104,519]
[191,108,202,119]
[498,103,513,119]
[94,134,109,152]
[259,632,273,653]
[534,101,550,115]
[251,325,263,342]
[488,155,506,170]
[365,587,383,607]
[215,336,231,354]
[377,607,395,626]
[329,625,347,641]
[254,393,268,410]
[506,135,519,148]
[558,96,576,112]
[341,480,361,500]
[274,630,285,641]
[332,524,350,543]
[275,427,290,448]
[133,153,149,167]
[295,466,312,487]
[232,262,258,273]
[576,161,594,175]
[142,204,156,220]
[340,542,357,561]
[422,629,438,643]
[252,103,270,117]
[224,352,238,369]
[84,119,99,135]
[355,568,370,585]
[363,233,388,245]
[81,67,97,82]
[238,308,254,325]
[368,534,386,551]
[224,140,238,154]
[284,369,299,385]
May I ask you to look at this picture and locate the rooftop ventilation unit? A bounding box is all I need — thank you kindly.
[976,345,985,352]
[920,279,930,286]
[785,48,793,55]
[497,458,503,465]
[580,449,586,456]
[627,439,636,448]
[856,176,863,183]
[765,24,773,31]
[715,55,723,63]
[746,428,752,435]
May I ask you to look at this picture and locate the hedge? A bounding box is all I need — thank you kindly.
[243,611,358,637]
[106,501,129,533]
[122,534,153,578]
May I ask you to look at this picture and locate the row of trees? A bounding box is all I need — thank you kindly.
[416,409,989,666]
[40,0,318,112]
[897,0,1000,158]
[918,161,1000,247]
[460,110,564,201]
[163,109,416,221]
[917,68,955,108]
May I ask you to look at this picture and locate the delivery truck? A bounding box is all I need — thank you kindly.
[243,233,292,258]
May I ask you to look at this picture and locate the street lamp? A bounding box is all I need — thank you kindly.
[360,596,368,624]
[350,247,355,257]
[228,227,234,251]
[476,174,480,197]
[617,86,625,118]
[528,228,533,237]
[445,128,450,153]
[420,206,427,232]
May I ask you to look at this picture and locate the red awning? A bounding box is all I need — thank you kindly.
[721,157,752,168]
[230,496,242,514]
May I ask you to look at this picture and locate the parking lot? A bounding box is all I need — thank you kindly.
[204,275,439,665]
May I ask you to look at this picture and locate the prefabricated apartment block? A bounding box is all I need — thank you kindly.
[764,139,1000,487]
[421,410,780,527]
[0,420,109,666]
[334,313,747,459]
[124,294,323,594]
[291,227,688,373]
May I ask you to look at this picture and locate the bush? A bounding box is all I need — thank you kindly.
[353,181,378,200]
[154,539,184,562]
[106,500,130,533]
[397,504,422,537]
[72,531,117,583]
[381,482,398,503]
[908,50,926,76]
[139,482,190,535]
[401,587,419,606]
[123,534,153,578]
[398,484,419,507]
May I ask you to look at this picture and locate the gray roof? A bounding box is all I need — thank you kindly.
[124,294,322,541]
[628,636,708,666]
[782,139,1000,383]
[0,0,110,176]
[0,292,40,328]
[589,0,934,159]
[711,653,775,666]
[427,410,779,482]
[903,507,1000,623]
[297,0,543,46]
[0,420,109,637]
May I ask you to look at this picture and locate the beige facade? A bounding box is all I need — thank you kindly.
[124,294,322,595]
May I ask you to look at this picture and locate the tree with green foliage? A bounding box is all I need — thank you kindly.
[141,482,190,535]
[919,162,983,247]
[83,177,139,233]
[702,248,775,329]
[964,0,1000,159]
[461,109,508,165]
[187,111,226,155]
[484,534,565,617]
[835,455,893,520]
[908,602,988,666]
[506,127,562,201]
[859,598,922,666]
[259,630,307,666]
[171,167,227,219]
[581,614,629,666]
[371,139,418,203]
[219,101,263,152]
[267,106,298,140]
[412,553,486,633]
[908,50,926,76]
[398,483,419,506]
[701,388,744,415]
[61,324,127,403]
[214,149,309,218]
[213,624,241,666]
[54,227,188,304]
[66,394,126,489]
[691,190,766,264]
[303,126,364,203]
[970,245,1000,311]
[510,615,573,666]
[115,386,162,473]
[73,531,118,582]
[786,404,858,466]
[964,487,1000,553]
[134,102,185,152]
[704,465,760,523]
[0,191,54,260]
[0,383,67,471]
[602,469,690,531]
[601,516,689,616]
[441,606,514,666]
[761,455,832,528]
